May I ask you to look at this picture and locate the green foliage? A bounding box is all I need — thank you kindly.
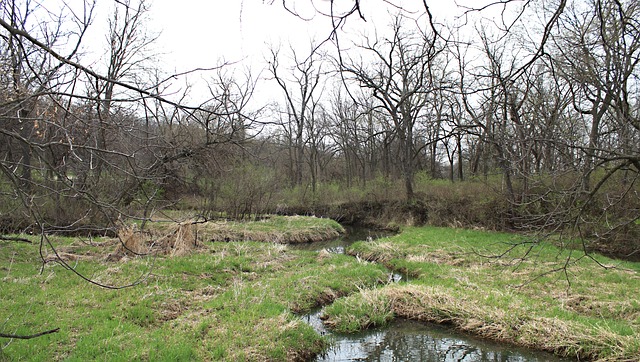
[363,175,404,202]
[273,175,405,212]
[413,177,509,229]
[136,180,165,205]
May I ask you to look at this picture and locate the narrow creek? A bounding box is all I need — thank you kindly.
[292,226,573,362]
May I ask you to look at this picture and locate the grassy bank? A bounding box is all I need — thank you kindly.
[3,221,639,361]
[147,215,345,244]
[196,215,345,244]
[323,227,640,361]
[0,217,384,361]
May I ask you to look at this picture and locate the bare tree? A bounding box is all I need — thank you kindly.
[268,42,325,189]
[542,0,640,252]
[551,0,640,189]
[0,0,255,279]
[339,14,445,201]
[87,0,157,182]
[327,88,380,187]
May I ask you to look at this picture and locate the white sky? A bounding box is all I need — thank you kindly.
[56,1,508,109]
[152,1,329,70]
[143,1,475,106]
[149,1,470,70]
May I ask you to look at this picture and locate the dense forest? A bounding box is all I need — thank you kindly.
[1,0,639,257]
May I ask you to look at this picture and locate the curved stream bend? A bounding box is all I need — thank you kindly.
[296,226,572,362]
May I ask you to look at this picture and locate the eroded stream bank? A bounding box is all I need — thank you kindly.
[304,310,569,362]
[297,226,573,362]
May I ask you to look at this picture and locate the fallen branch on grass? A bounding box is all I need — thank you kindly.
[0,236,32,243]
[0,328,60,339]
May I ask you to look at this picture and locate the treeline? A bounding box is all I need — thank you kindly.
[0,0,638,254]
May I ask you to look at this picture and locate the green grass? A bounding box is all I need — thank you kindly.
[322,226,640,361]
[0,231,387,361]
[3,223,640,361]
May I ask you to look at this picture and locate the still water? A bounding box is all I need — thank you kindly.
[291,226,395,254]
[295,226,574,362]
[303,310,570,362]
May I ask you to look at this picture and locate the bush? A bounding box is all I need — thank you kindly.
[217,162,277,219]
[414,177,510,230]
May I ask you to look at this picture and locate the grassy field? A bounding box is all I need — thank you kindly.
[1,219,639,361]
[326,227,640,361]
[0,216,385,361]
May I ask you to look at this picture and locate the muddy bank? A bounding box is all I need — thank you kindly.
[276,200,428,231]
[589,237,640,262]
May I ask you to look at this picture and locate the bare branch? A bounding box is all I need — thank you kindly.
[0,236,32,243]
[0,327,60,340]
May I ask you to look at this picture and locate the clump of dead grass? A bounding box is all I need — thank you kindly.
[363,284,638,361]
[316,249,332,262]
[161,222,198,257]
[107,223,200,261]
[42,251,85,264]
[196,216,343,244]
[405,250,469,266]
[347,239,402,263]
[322,287,394,332]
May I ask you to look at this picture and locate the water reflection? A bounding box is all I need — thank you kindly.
[304,311,570,362]
[296,226,573,362]
[291,226,394,254]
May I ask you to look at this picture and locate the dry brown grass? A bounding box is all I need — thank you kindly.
[406,250,469,266]
[374,284,639,361]
[163,223,198,257]
[197,222,341,244]
[348,240,400,263]
[42,251,86,263]
[107,223,200,261]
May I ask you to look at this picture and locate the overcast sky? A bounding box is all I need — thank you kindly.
[143,1,477,103]
[75,1,504,107]
[148,1,474,69]
[152,1,329,70]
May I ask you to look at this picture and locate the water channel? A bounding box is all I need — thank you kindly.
[292,226,573,362]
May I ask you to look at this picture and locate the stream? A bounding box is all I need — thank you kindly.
[293,226,573,362]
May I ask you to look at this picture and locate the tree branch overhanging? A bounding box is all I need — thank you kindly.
[0,17,230,117]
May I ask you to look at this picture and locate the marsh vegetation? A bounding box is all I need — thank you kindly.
[2,217,639,361]
[1,0,640,360]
